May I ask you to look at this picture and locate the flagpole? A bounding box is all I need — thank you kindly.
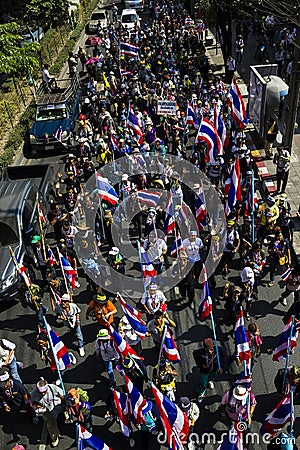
[95,170,106,243]
[251,170,255,243]
[209,310,221,371]
[56,246,70,294]
[136,239,148,298]
[156,325,167,378]
[290,387,294,439]
[43,317,66,395]
[282,315,295,393]
[76,422,80,450]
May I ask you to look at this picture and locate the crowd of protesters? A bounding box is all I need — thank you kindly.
[1,1,300,449]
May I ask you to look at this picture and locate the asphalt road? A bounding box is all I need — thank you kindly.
[1,7,300,450]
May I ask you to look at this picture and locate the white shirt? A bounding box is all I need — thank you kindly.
[141,289,167,314]
[62,225,78,248]
[95,338,119,362]
[144,238,167,264]
[119,316,141,346]
[240,266,255,286]
[42,68,51,83]
[183,237,204,262]
[0,339,16,365]
[60,303,81,328]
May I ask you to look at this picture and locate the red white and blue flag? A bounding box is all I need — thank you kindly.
[234,309,252,362]
[186,101,199,129]
[235,359,252,389]
[281,267,293,282]
[124,374,147,424]
[217,425,244,450]
[176,202,190,225]
[120,68,134,78]
[260,395,293,437]
[162,328,181,363]
[77,424,112,450]
[38,200,47,225]
[139,241,157,282]
[58,252,77,290]
[47,246,57,267]
[54,125,63,143]
[15,258,32,287]
[120,41,139,58]
[163,192,176,235]
[109,133,119,154]
[195,182,207,231]
[213,103,228,147]
[170,233,184,257]
[152,383,189,448]
[127,106,144,143]
[273,315,298,361]
[47,324,71,371]
[113,390,131,437]
[227,78,248,129]
[136,190,161,207]
[197,265,212,320]
[97,173,119,205]
[118,294,146,339]
[108,323,144,360]
[225,158,242,216]
[244,184,258,217]
[195,117,223,163]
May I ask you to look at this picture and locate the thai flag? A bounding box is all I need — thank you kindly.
[77,424,112,450]
[38,201,47,225]
[213,103,228,147]
[186,101,199,129]
[273,316,298,361]
[152,383,189,448]
[108,323,144,360]
[118,294,146,339]
[162,328,181,363]
[234,309,252,362]
[195,182,207,231]
[244,185,258,217]
[124,374,147,424]
[197,265,212,320]
[113,390,131,437]
[109,133,119,154]
[170,233,184,257]
[176,202,190,225]
[47,246,57,267]
[97,173,119,205]
[235,359,252,389]
[225,158,242,216]
[194,117,223,163]
[139,242,157,282]
[120,68,134,78]
[281,267,293,282]
[133,153,146,171]
[127,106,144,143]
[136,190,161,207]
[260,395,293,437]
[58,252,77,290]
[217,425,244,450]
[47,324,71,371]
[227,78,248,129]
[185,17,194,26]
[163,192,176,235]
[54,125,63,143]
[120,41,139,58]
[15,258,32,286]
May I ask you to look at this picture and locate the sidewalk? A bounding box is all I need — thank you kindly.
[205,28,300,257]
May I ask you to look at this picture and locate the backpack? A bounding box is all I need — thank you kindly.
[77,387,89,403]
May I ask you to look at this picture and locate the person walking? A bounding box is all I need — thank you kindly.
[220,384,256,427]
[273,147,290,193]
[31,378,65,447]
[0,367,32,414]
[95,329,119,386]
[57,294,85,357]
[86,293,117,327]
[0,339,24,383]
[226,56,236,84]
[235,35,245,64]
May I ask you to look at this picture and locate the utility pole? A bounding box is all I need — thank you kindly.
[283,22,300,152]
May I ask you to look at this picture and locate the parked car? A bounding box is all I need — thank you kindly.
[87,10,110,34]
[125,0,144,11]
[120,9,140,32]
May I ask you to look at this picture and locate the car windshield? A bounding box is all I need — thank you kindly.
[91,12,106,20]
[0,222,18,245]
[122,14,137,23]
[36,104,68,121]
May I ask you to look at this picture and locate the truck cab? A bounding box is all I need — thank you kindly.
[29,75,81,153]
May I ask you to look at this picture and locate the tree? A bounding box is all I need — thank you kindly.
[0,22,40,76]
[25,0,71,30]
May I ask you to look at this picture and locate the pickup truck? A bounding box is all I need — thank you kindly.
[29,75,81,154]
[0,164,55,301]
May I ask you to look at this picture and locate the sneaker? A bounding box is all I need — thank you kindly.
[51,437,59,447]
[281,298,287,306]
[268,281,274,287]
[79,347,85,357]
[208,381,214,389]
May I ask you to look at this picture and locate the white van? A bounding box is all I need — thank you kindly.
[120,9,141,31]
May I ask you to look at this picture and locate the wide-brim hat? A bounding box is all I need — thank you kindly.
[233,385,248,400]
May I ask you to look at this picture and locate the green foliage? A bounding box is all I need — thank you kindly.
[25,0,71,29]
